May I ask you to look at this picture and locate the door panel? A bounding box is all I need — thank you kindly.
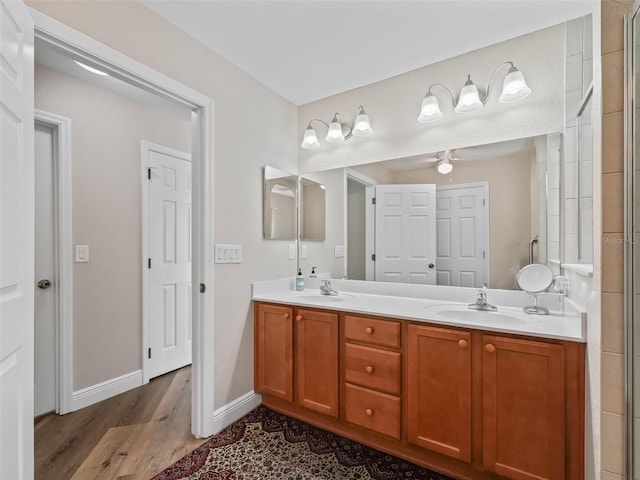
[0,1,35,477]
[147,146,192,379]
[375,184,436,284]
[34,123,56,416]
[436,184,487,287]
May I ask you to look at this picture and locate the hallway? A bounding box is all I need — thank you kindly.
[34,366,205,479]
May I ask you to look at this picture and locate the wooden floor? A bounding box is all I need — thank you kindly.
[34,366,207,480]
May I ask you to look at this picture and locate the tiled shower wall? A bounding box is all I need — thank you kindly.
[601,1,630,479]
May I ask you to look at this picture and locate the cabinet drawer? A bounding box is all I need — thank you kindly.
[344,315,401,348]
[344,383,400,439]
[345,343,401,395]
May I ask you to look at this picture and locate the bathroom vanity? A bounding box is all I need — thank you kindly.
[253,279,585,480]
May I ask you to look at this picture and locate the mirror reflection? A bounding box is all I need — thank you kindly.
[263,165,297,240]
[300,177,326,241]
[300,134,560,290]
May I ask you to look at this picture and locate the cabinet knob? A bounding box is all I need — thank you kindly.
[365,327,374,335]
[365,365,374,374]
[485,343,496,353]
[365,408,373,417]
[284,313,290,319]
[296,315,303,322]
[458,339,468,349]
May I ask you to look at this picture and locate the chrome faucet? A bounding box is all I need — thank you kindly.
[468,284,497,311]
[320,280,339,296]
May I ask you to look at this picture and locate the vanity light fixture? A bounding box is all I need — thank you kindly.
[301,106,372,149]
[417,61,531,123]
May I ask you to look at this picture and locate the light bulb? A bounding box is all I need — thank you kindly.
[325,115,345,143]
[437,160,453,174]
[418,93,443,122]
[455,75,483,113]
[499,67,531,103]
[301,127,320,149]
[352,107,373,136]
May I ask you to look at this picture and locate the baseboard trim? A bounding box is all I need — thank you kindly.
[212,391,262,434]
[71,370,143,412]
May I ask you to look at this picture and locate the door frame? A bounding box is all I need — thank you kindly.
[345,169,376,280]
[436,181,490,287]
[32,10,216,437]
[141,141,192,384]
[34,110,73,415]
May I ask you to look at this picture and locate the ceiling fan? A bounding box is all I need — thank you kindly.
[423,150,460,174]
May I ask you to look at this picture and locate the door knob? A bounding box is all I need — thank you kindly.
[37,279,52,289]
[428,263,435,269]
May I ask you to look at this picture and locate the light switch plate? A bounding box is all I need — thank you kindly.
[334,245,345,258]
[288,244,296,260]
[215,244,242,264]
[75,245,90,263]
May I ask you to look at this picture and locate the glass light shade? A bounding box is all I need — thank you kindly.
[417,93,443,122]
[499,68,532,103]
[437,159,453,174]
[352,112,373,136]
[325,117,345,143]
[301,127,320,149]
[455,81,483,113]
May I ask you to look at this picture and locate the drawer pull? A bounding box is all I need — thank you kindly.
[296,315,303,322]
[365,365,374,374]
[365,408,373,417]
[458,339,468,349]
[485,343,496,353]
[284,313,290,319]
[365,327,374,335]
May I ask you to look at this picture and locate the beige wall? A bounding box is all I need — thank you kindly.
[28,0,299,407]
[35,64,191,389]
[298,24,564,174]
[600,1,629,478]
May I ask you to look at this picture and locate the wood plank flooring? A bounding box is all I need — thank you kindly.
[34,366,207,480]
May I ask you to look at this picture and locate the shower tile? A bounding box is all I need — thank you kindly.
[580,123,593,162]
[580,233,593,263]
[582,59,593,97]
[601,412,624,475]
[603,51,624,115]
[602,238,624,293]
[601,293,624,354]
[582,14,593,61]
[565,162,579,198]
[564,233,579,263]
[566,54,584,92]
[603,173,624,234]
[602,352,624,415]
[565,199,579,234]
[566,90,583,126]
[602,112,624,174]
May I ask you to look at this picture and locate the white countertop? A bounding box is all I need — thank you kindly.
[252,277,586,343]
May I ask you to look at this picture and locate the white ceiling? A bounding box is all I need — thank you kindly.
[140,0,595,106]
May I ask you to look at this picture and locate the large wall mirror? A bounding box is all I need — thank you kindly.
[263,165,297,240]
[298,134,560,290]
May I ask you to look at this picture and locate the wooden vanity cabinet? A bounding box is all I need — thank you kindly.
[254,303,339,418]
[254,303,294,401]
[296,308,339,417]
[254,301,584,480]
[406,324,472,463]
[482,335,566,480]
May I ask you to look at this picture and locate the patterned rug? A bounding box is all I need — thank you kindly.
[151,405,455,480]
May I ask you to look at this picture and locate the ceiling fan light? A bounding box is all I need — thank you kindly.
[455,76,483,113]
[325,114,346,143]
[301,126,320,149]
[352,107,373,136]
[437,159,453,174]
[499,67,531,103]
[418,93,443,122]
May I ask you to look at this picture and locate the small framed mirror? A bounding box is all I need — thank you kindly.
[263,165,297,240]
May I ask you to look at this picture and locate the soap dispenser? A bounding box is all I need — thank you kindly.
[295,268,305,291]
[310,266,317,278]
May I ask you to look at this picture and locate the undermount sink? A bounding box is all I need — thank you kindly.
[425,304,523,323]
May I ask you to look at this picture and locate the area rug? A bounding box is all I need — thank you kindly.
[151,405,455,480]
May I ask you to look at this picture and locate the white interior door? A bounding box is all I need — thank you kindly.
[34,123,56,416]
[374,184,436,284]
[436,183,488,287]
[146,144,192,380]
[0,0,35,477]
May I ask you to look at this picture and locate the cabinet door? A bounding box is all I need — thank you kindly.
[406,324,471,462]
[296,309,339,417]
[254,303,293,401]
[483,335,565,480]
